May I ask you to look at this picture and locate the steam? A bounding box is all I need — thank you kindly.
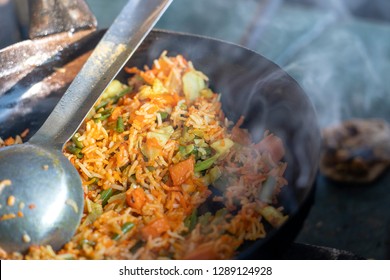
[238,0,390,128]
[156,0,390,129]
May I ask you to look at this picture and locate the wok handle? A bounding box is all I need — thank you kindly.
[29,0,97,39]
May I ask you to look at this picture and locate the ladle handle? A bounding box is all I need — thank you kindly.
[29,0,172,148]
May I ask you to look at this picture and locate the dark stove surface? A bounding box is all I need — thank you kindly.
[282,243,365,260]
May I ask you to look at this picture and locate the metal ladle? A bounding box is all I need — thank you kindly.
[0,0,172,253]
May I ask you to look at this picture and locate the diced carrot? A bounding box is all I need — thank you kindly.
[169,157,194,186]
[152,93,180,107]
[183,243,219,260]
[255,133,285,162]
[109,107,122,121]
[141,217,170,240]
[124,66,140,74]
[116,144,129,168]
[157,58,172,76]
[144,137,162,160]
[140,71,156,85]
[126,187,147,211]
[4,137,15,146]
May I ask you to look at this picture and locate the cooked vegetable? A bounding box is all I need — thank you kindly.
[182,69,207,101]
[184,208,198,232]
[210,138,234,154]
[141,217,170,240]
[82,198,103,226]
[194,154,219,172]
[116,116,124,133]
[100,188,113,207]
[259,205,288,228]
[169,157,195,185]
[125,187,147,211]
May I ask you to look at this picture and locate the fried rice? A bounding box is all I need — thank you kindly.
[0,51,288,260]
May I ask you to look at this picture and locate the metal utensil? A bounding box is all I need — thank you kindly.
[0,0,172,253]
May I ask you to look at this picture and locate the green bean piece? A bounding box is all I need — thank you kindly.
[194,154,219,172]
[112,87,132,104]
[184,208,198,231]
[121,222,135,234]
[101,188,113,207]
[66,144,83,158]
[116,116,124,133]
[112,222,135,240]
[72,135,84,149]
[95,100,109,111]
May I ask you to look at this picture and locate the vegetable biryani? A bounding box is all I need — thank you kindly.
[1,52,288,259]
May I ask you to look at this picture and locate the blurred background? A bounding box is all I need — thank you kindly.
[1,0,390,259]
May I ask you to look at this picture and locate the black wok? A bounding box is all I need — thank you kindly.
[0,0,320,259]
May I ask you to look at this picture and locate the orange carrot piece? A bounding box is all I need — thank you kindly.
[126,187,147,211]
[4,137,15,146]
[140,71,155,85]
[152,93,180,107]
[109,107,122,121]
[124,66,140,74]
[141,217,170,240]
[169,157,194,186]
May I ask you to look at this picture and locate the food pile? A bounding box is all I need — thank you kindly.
[1,52,288,259]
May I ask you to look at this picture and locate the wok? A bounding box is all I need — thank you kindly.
[0,0,320,259]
